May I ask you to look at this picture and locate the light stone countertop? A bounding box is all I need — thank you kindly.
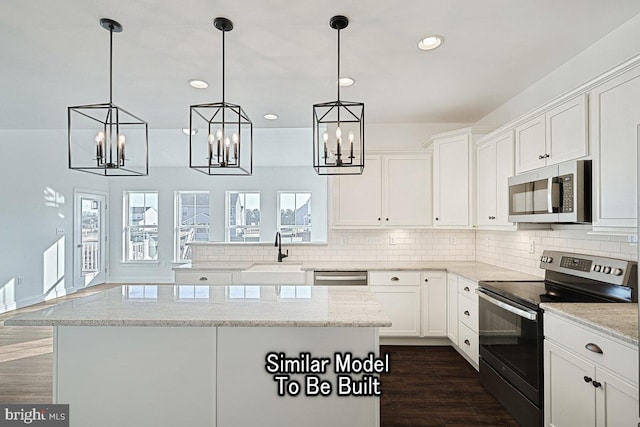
[176,261,541,282]
[540,303,639,346]
[4,285,391,328]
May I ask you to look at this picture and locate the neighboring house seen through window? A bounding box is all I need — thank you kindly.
[226,191,261,242]
[278,192,311,242]
[123,191,159,262]
[175,191,210,261]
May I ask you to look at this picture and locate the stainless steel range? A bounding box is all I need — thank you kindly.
[477,250,637,427]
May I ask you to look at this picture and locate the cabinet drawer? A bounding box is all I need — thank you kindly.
[458,323,479,366]
[175,271,233,285]
[544,313,638,383]
[458,295,478,333]
[369,271,420,286]
[458,277,478,301]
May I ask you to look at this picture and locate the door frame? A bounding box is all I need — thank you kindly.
[73,189,108,290]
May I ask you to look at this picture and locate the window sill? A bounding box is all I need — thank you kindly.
[120,261,161,265]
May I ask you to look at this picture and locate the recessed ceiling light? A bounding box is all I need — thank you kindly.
[264,113,279,120]
[418,35,444,51]
[337,77,355,87]
[182,128,198,136]
[189,79,209,89]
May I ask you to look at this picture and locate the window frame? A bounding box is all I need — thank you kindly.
[225,191,262,242]
[277,191,312,243]
[174,191,211,262]
[122,191,159,263]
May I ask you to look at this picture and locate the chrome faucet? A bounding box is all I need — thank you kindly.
[275,232,288,262]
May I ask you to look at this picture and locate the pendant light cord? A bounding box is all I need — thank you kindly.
[222,27,225,104]
[337,27,341,102]
[109,24,113,104]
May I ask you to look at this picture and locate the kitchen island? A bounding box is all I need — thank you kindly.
[5,284,390,427]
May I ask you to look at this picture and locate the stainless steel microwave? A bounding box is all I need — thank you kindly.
[507,160,591,223]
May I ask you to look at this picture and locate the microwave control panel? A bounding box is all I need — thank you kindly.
[559,174,573,213]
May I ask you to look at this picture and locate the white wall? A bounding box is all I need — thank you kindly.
[477,13,640,127]
[0,130,108,312]
[107,166,328,282]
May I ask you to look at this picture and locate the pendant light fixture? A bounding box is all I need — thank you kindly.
[68,18,149,176]
[189,17,253,176]
[313,15,364,175]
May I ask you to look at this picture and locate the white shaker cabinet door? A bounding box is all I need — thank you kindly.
[384,154,432,226]
[333,156,382,226]
[514,115,546,174]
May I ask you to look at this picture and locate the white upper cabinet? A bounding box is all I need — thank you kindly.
[332,153,432,227]
[515,94,588,174]
[333,155,382,226]
[428,128,490,228]
[476,131,515,228]
[589,65,640,230]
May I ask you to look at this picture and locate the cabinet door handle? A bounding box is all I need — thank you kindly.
[390,277,399,282]
[464,310,470,316]
[545,154,550,158]
[464,339,470,346]
[585,343,603,354]
[424,278,429,282]
[592,381,602,388]
[435,217,439,221]
[583,376,592,383]
[538,154,545,160]
[199,277,208,281]
[385,218,389,221]
[463,286,470,292]
[378,217,381,221]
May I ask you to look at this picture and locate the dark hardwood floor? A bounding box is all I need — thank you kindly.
[380,346,521,427]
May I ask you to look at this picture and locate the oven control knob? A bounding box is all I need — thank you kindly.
[611,268,623,276]
[602,266,612,274]
[593,265,602,272]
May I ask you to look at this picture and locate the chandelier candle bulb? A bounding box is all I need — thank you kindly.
[208,133,214,163]
[224,137,230,166]
[349,131,354,159]
[118,134,126,166]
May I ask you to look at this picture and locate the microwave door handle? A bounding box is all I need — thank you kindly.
[547,177,554,213]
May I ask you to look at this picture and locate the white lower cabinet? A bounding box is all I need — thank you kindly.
[446,273,479,369]
[370,271,421,337]
[544,313,639,427]
[420,271,447,337]
[371,270,448,338]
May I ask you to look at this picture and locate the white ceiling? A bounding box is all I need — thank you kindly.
[2,0,640,130]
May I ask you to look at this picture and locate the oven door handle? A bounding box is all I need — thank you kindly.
[476,289,538,321]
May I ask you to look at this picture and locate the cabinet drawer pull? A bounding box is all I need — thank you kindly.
[464,339,470,346]
[390,277,399,281]
[464,310,470,316]
[592,381,602,388]
[199,277,208,281]
[463,286,470,292]
[585,343,603,354]
[583,376,592,383]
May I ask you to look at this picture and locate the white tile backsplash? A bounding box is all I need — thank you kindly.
[192,225,637,276]
[192,229,476,264]
[475,225,638,277]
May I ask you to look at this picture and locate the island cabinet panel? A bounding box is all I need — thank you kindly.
[55,326,217,427]
[217,327,379,427]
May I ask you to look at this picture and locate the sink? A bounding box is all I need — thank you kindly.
[241,263,306,285]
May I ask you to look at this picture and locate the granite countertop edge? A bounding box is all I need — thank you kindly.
[541,303,639,346]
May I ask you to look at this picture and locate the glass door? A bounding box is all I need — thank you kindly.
[74,192,107,289]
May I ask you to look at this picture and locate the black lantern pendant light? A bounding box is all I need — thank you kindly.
[313,15,365,175]
[189,17,253,176]
[68,18,149,176]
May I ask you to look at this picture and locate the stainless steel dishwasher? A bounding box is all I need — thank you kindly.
[313,271,368,286]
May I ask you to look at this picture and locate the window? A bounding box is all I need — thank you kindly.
[123,191,159,262]
[175,191,210,261]
[278,192,311,242]
[226,192,261,242]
